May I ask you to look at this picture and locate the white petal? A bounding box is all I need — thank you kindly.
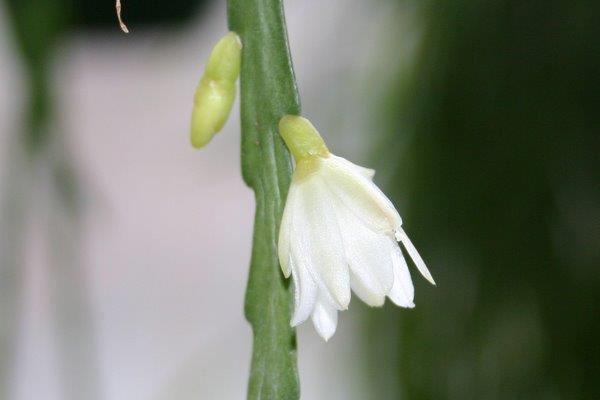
[299,177,351,309]
[334,204,393,306]
[328,154,375,180]
[320,155,402,234]
[350,272,385,307]
[278,184,298,278]
[387,241,415,308]
[290,259,318,326]
[396,228,436,285]
[311,298,338,341]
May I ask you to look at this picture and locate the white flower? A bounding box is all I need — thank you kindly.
[278,116,435,341]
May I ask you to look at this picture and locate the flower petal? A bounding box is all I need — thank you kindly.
[299,177,351,309]
[328,154,375,180]
[290,259,318,326]
[350,272,385,307]
[320,155,402,234]
[387,241,415,308]
[334,204,394,306]
[311,298,338,341]
[278,185,298,278]
[396,228,436,285]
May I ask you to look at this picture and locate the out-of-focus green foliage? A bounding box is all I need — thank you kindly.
[228,0,301,399]
[3,0,69,65]
[368,0,600,399]
[2,2,96,399]
[3,0,70,150]
[1,9,74,400]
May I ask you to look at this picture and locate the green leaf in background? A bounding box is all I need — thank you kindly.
[227,0,301,399]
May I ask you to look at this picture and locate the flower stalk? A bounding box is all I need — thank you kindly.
[227,0,301,399]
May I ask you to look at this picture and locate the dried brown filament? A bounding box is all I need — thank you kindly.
[116,0,130,33]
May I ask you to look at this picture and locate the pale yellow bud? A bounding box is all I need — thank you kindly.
[191,32,242,148]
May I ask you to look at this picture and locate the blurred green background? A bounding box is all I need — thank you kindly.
[367,1,599,399]
[0,0,598,399]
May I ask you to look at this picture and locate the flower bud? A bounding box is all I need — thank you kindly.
[190,32,242,148]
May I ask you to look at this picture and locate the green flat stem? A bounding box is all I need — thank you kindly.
[227,0,301,399]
